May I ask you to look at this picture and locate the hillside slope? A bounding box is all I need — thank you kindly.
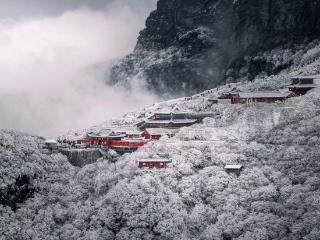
[2,64,320,239]
[0,131,73,239]
[110,0,320,96]
[3,38,320,240]
[2,91,320,239]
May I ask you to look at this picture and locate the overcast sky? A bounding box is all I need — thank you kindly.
[0,0,156,19]
[0,0,158,138]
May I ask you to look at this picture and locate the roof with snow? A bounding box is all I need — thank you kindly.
[224,165,243,170]
[150,108,190,114]
[205,97,218,101]
[45,139,58,144]
[290,75,320,80]
[109,126,143,135]
[87,127,142,138]
[145,119,198,124]
[239,91,291,99]
[148,111,190,118]
[86,132,102,137]
[98,129,113,137]
[87,131,126,138]
[145,128,178,135]
[289,84,319,88]
[121,137,149,143]
[137,159,172,163]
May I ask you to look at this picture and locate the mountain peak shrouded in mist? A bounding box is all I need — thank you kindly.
[110,0,320,96]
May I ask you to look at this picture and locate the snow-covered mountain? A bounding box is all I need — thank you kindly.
[3,0,320,239]
[2,39,320,239]
[110,0,320,96]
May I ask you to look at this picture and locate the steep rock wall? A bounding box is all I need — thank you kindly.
[110,0,320,96]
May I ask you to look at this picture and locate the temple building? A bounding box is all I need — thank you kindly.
[137,159,172,169]
[224,164,243,176]
[237,91,292,104]
[140,118,198,129]
[143,128,177,140]
[288,75,320,95]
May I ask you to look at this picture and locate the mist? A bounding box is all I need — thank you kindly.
[0,1,158,138]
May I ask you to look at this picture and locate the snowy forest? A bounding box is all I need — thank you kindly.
[2,39,320,239]
[2,0,320,240]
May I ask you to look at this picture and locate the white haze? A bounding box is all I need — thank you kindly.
[0,2,158,138]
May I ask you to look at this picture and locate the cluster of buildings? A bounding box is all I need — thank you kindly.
[196,75,320,105]
[218,91,294,104]
[73,112,206,156]
[70,111,246,171]
[135,75,319,170]
[45,136,244,174]
[52,75,319,170]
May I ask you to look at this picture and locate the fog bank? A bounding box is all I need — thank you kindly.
[0,2,158,138]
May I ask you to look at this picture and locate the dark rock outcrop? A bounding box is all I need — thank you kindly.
[110,0,320,96]
[0,130,72,211]
[0,175,36,211]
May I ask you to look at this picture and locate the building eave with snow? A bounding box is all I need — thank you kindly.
[224,164,243,175]
[289,75,320,95]
[45,139,59,150]
[143,128,178,140]
[109,137,150,153]
[137,159,172,169]
[145,119,198,124]
[290,75,320,83]
[148,111,191,121]
[142,119,198,129]
[235,91,291,103]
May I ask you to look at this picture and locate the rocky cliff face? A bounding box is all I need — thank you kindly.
[110,0,320,96]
